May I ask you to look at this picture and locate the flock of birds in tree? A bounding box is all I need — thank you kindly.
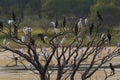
[0,11,117,74]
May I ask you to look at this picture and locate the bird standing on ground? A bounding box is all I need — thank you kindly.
[109,63,115,75]
[97,11,103,21]
[89,22,94,35]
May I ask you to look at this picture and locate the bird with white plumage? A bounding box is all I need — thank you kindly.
[51,21,58,34]
[21,36,25,42]
[61,36,66,45]
[19,48,24,53]
[78,18,83,28]
[6,42,11,47]
[84,17,88,25]
[3,38,6,45]
[8,20,14,25]
[23,26,33,35]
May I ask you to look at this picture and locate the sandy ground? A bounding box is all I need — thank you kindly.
[0,47,120,80]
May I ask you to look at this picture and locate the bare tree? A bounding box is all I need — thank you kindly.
[0,13,120,80]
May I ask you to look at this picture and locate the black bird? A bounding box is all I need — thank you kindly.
[13,25,18,38]
[12,11,16,22]
[30,37,35,46]
[63,16,66,27]
[109,63,115,74]
[107,31,111,43]
[38,34,45,43]
[97,11,103,21]
[89,22,94,35]
[74,23,78,36]
[55,17,58,28]
[0,21,3,30]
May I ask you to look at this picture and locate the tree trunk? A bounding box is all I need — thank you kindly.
[40,71,48,80]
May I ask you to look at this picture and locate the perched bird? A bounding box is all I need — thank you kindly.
[84,17,88,24]
[19,48,24,53]
[63,16,66,27]
[107,48,111,54]
[8,20,14,25]
[6,41,11,47]
[55,17,58,28]
[12,11,16,22]
[100,33,105,43]
[109,63,115,74]
[13,25,18,38]
[51,21,56,28]
[78,18,83,28]
[3,38,6,45]
[51,21,58,34]
[38,34,46,43]
[23,27,32,35]
[97,11,103,21]
[75,23,78,36]
[21,36,25,42]
[0,21,3,30]
[107,31,111,43]
[61,36,66,45]
[30,37,35,46]
[100,33,105,40]
[89,22,94,35]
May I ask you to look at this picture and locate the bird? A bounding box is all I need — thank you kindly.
[19,48,24,53]
[107,31,111,43]
[89,22,94,35]
[0,21,3,30]
[109,63,115,75]
[107,48,111,54]
[63,16,66,27]
[78,18,83,28]
[100,33,105,40]
[12,53,18,66]
[13,25,18,38]
[30,37,35,46]
[97,11,103,21]
[55,17,58,28]
[61,36,66,45]
[51,21,58,34]
[6,42,11,47]
[8,20,14,25]
[21,36,25,42]
[100,33,105,43]
[12,11,16,22]
[75,23,78,36]
[37,34,46,43]
[23,27,32,35]
[51,21,56,28]
[3,38,6,45]
[84,17,88,24]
